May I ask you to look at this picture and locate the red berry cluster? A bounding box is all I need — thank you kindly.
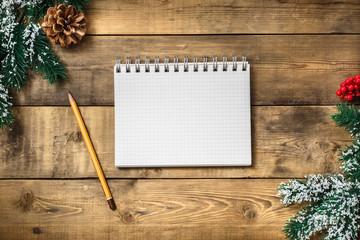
[336,75,360,101]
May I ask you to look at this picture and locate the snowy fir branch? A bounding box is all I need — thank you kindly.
[278,104,360,240]
[26,0,55,20]
[278,174,360,240]
[64,0,90,12]
[26,0,90,19]
[0,0,89,129]
[24,22,66,84]
[1,22,28,90]
[338,140,360,181]
[0,81,14,130]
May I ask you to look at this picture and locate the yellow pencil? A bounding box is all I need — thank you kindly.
[68,91,116,210]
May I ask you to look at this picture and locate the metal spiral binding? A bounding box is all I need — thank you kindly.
[174,56,179,72]
[193,57,198,72]
[203,56,208,72]
[116,55,247,73]
[145,56,150,72]
[155,56,160,72]
[223,56,227,71]
[242,55,247,71]
[126,57,131,72]
[232,55,237,71]
[135,57,140,72]
[184,56,189,72]
[213,56,218,71]
[164,56,169,72]
[116,57,121,73]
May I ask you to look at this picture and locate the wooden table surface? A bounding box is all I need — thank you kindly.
[1,1,359,239]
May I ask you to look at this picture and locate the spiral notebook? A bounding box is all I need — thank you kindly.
[114,56,251,167]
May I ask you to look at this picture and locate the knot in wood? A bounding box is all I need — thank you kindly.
[17,191,35,212]
[241,205,257,220]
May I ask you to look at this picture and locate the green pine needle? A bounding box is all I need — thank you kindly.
[282,205,317,240]
[2,23,28,91]
[26,0,90,19]
[331,103,360,139]
[0,84,14,130]
[26,0,54,20]
[0,0,91,130]
[278,104,360,240]
[65,0,91,12]
[31,28,67,84]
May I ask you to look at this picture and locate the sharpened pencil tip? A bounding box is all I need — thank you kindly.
[68,91,75,103]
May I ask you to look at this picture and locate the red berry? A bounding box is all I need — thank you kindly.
[355,79,360,85]
[341,82,346,87]
[341,87,347,93]
[348,85,355,91]
[355,75,360,79]
[350,77,354,82]
[336,90,342,96]
[355,85,359,90]
[340,95,345,99]
[345,79,351,85]
[346,95,353,101]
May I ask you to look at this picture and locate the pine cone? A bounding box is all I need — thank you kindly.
[41,4,86,48]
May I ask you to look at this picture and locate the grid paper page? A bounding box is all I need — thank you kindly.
[114,63,251,167]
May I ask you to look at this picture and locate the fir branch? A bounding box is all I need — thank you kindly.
[331,103,360,139]
[325,215,360,240]
[1,22,28,90]
[24,22,67,84]
[278,174,360,240]
[0,42,4,58]
[277,175,332,205]
[338,141,360,181]
[283,198,360,240]
[25,0,53,20]
[64,0,90,12]
[25,0,90,18]
[0,81,14,130]
[0,0,89,129]
[282,204,323,240]
[32,28,67,83]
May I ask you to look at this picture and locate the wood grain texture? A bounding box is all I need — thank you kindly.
[0,106,350,179]
[14,35,360,106]
[2,1,358,239]
[85,0,360,34]
[0,179,298,240]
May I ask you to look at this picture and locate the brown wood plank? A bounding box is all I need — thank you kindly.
[0,179,298,240]
[85,0,360,34]
[0,106,350,179]
[14,35,360,106]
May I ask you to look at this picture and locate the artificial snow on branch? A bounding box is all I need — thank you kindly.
[278,103,360,240]
[0,81,13,129]
[0,0,90,130]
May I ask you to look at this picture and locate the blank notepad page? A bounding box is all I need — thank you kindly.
[114,61,251,167]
